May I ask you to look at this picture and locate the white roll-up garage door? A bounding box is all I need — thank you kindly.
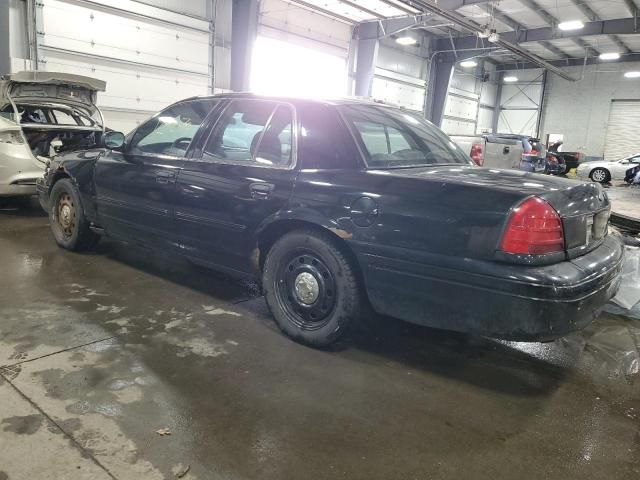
[372,45,425,112]
[36,0,212,133]
[252,0,352,97]
[603,100,640,160]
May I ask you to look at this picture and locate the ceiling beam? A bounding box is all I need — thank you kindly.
[353,13,431,39]
[539,40,573,58]
[496,52,640,70]
[434,17,639,50]
[516,0,595,54]
[623,0,639,16]
[400,0,579,80]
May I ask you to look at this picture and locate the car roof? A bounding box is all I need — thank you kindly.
[178,92,406,110]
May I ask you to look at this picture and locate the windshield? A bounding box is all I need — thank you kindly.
[340,105,472,168]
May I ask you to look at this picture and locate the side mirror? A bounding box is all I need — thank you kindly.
[103,131,126,150]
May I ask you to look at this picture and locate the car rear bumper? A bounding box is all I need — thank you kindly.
[0,142,46,197]
[356,233,624,341]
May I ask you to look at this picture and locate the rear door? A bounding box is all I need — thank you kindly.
[94,99,216,249]
[174,99,298,274]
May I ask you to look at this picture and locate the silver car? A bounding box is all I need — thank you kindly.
[0,71,105,197]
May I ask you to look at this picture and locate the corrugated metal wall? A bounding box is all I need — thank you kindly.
[539,61,640,159]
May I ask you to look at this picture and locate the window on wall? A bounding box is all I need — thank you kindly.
[250,36,347,98]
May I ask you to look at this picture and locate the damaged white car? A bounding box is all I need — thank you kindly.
[0,71,106,197]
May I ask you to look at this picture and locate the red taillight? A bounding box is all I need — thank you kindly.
[470,143,483,165]
[530,149,538,155]
[500,197,564,255]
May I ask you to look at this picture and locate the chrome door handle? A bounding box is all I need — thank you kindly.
[250,182,274,200]
[156,171,176,184]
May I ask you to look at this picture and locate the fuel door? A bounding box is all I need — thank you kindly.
[350,196,379,227]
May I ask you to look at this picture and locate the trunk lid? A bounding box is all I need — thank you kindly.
[1,71,105,115]
[373,165,610,257]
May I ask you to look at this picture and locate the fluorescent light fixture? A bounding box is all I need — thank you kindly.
[460,60,478,68]
[395,36,417,46]
[624,71,640,78]
[599,52,621,60]
[504,76,518,83]
[558,20,584,31]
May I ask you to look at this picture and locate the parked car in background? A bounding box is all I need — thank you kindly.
[491,134,547,173]
[548,141,583,171]
[38,94,623,347]
[0,71,105,197]
[452,133,547,173]
[544,151,567,175]
[576,153,640,183]
[451,134,524,169]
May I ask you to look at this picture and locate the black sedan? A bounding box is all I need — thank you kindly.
[37,94,624,347]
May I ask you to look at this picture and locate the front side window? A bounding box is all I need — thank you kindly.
[341,105,471,168]
[130,99,218,157]
[203,100,294,167]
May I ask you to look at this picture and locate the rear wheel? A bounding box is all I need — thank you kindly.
[262,229,362,347]
[590,167,610,183]
[50,179,99,251]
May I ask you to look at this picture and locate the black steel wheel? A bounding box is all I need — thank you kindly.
[263,229,362,347]
[275,251,337,330]
[49,179,100,251]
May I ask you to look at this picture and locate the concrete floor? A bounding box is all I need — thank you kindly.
[1,197,640,480]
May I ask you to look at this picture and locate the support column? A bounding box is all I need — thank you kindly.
[353,38,378,97]
[0,0,10,76]
[425,59,454,126]
[492,71,504,134]
[230,0,259,92]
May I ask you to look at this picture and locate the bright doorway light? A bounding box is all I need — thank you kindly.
[460,60,478,68]
[250,36,347,97]
[396,36,417,46]
[558,20,584,31]
[624,71,640,78]
[599,52,621,60]
[504,76,518,83]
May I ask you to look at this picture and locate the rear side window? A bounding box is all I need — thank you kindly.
[340,105,470,168]
[202,99,294,168]
[297,104,358,169]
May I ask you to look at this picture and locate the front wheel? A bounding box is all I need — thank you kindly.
[590,167,610,183]
[49,179,100,251]
[262,229,362,347]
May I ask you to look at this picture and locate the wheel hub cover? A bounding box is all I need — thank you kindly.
[61,205,71,224]
[294,272,319,305]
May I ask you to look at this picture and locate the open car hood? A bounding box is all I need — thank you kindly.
[0,71,106,115]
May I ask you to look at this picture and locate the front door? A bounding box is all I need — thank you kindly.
[94,99,216,250]
[174,99,298,274]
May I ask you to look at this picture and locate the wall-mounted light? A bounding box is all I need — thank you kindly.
[504,76,518,83]
[395,36,416,46]
[599,52,621,60]
[624,71,640,79]
[460,60,478,68]
[558,20,584,31]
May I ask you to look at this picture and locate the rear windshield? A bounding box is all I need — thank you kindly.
[339,105,472,168]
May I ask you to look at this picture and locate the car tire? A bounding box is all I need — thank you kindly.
[49,178,100,251]
[590,168,610,183]
[262,228,362,347]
